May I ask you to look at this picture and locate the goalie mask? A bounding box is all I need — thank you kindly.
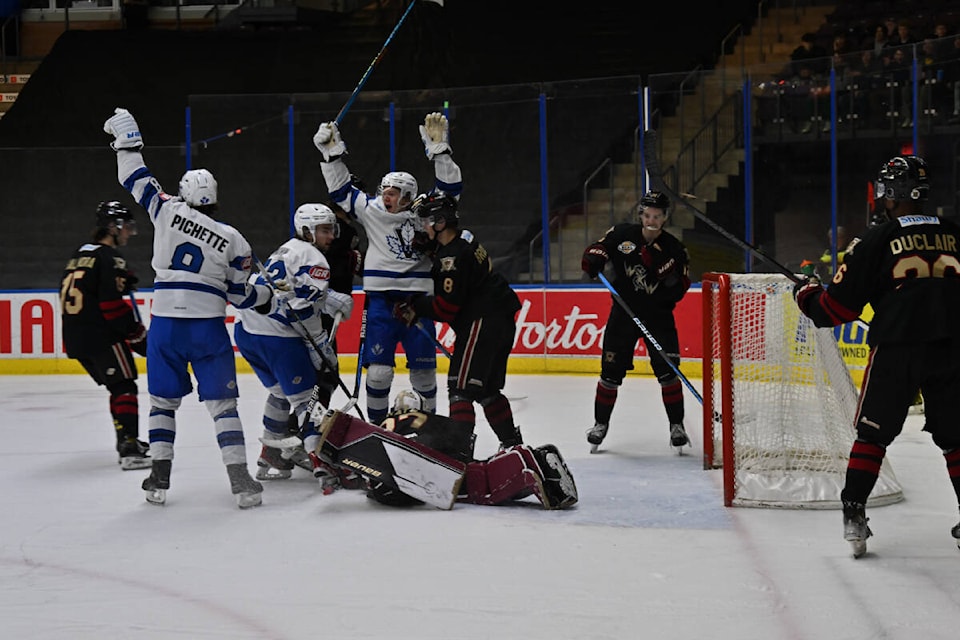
[293,203,340,241]
[875,155,929,202]
[95,200,137,234]
[389,389,425,416]
[378,171,418,207]
[179,168,218,208]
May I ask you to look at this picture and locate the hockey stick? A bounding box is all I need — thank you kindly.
[415,319,453,358]
[598,273,703,406]
[128,291,142,323]
[254,258,364,420]
[334,0,419,126]
[351,297,368,404]
[642,129,800,284]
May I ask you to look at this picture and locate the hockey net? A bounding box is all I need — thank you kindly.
[701,273,903,508]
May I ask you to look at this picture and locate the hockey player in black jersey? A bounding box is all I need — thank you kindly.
[580,191,691,453]
[795,155,960,556]
[59,201,150,470]
[392,194,524,450]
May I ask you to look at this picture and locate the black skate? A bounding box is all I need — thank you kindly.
[669,423,690,452]
[142,459,172,505]
[842,501,872,558]
[255,444,294,480]
[227,464,263,509]
[586,423,608,453]
[118,438,151,471]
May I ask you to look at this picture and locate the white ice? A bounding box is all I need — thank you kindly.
[2,372,959,639]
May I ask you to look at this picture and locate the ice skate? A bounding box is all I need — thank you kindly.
[255,444,294,480]
[142,459,171,506]
[669,423,690,453]
[227,464,263,509]
[118,438,151,471]
[843,501,872,558]
[309,452,342,495]
[283,445,313,472]
[586,422,608,453]
[951,519,960,551]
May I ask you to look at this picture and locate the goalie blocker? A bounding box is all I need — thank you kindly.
[316,410,578,510]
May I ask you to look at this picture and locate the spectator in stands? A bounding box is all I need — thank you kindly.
[868,23,890,59]
[888,20,918,52]
[790,32,829,78]
[885,46,914,128]
[847,49,886,128]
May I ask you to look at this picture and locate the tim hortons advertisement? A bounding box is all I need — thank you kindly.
[0,286,868,376]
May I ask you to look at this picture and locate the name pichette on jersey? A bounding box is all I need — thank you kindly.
[387,219,421,260]
[170,214,230,253]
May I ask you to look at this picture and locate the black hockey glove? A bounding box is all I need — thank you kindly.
[127,323,148,357]
[792,276,822,311]
[581,243,609,279]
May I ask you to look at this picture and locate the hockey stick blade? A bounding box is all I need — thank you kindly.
[642,129,800,284]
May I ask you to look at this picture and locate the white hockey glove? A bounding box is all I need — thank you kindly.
[272,279,297,306]
[323,290,354,320]
[419,111,451,160]
[304,333,335,372]
[103,107,143,150]
[313,121,347,162]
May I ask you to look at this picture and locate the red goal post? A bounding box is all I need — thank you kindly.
[701,272,903,509]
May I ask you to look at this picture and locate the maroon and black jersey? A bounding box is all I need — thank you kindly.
[596,223,690,315]
[798,213,960,345]
[412,229,521,329]
[60,242,140,358]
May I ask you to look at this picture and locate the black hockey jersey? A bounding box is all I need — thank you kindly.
[412,229,521,328]
[799,213,960,346]
[60,242,140,358]
[595,223,690,315]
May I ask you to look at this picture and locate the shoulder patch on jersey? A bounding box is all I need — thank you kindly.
[460,229,475,243]
[617,241,637,254]
[307,265,330,280]
[440,256,457,272]
[898,215,940,227]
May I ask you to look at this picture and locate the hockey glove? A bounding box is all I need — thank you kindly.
[125,269,139,292]
[103,108,143,150]
[581,243,609,279]
[793,276,822,310]
[313,121,347,162]
[323,290,354,320]
[304,333,335,372]
[272,279,297,306]
[127,323,148,357]
[411,230,437,256]
[419,112,451,160]
[393,301,418,327]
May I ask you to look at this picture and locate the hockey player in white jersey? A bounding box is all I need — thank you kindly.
[313,112,462,424]
[104,107,273,509]
[233,203,354,482]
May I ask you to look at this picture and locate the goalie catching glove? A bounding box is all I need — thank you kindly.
[313,121,347,162]
[103,108,143,151]
[419,112,451,161]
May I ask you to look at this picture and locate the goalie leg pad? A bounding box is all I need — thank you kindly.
[463,447,541,506]
[317,410,466,509]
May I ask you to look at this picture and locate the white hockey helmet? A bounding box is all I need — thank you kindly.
[378,171,418,205]
[179,168,218,207]
[390,389,425,416]
[293,203,339,240]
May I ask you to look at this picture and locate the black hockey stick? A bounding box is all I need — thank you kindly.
[254,258,364,420]
[335,0,419,125]
[352,297,368,406]
[598,272,703,406]
[642,129,800,284]
[414,319,453,359]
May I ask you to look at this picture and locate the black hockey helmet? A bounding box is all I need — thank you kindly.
[640,190,670,211]
[95,200,136,231]
[875,155,929,202]
[411,192,459,227]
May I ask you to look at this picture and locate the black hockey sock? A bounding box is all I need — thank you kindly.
[841,440,886,504]
[111,392,139,443]
[482,394,521,447]
[943,448,960,505]
[594,380,617,425]
[661,381,684,424]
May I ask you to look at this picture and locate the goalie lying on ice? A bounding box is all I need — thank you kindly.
[311,394,578,510]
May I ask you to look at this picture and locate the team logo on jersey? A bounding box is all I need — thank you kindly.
[386,219,421,261]
[617,241,637,254]
[308,265,330,280]
[440,257,456,272]
[625,263,658,295]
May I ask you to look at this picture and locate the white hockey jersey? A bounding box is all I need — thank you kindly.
[115,151,269,318]
[236,237,332,340]
[320,154,462,294]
